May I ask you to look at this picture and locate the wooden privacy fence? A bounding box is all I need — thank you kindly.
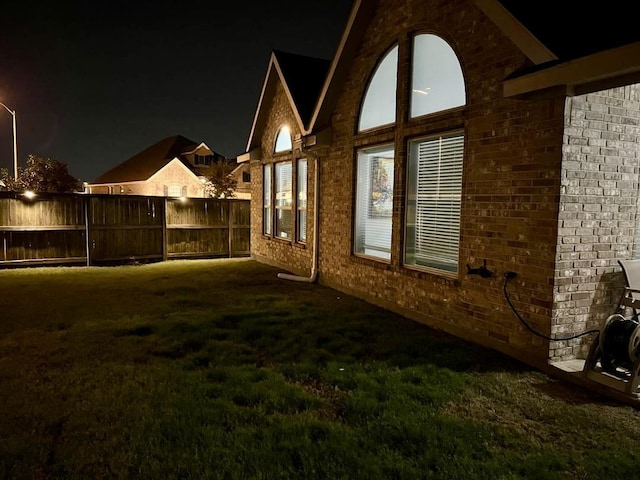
[0,192,250,268]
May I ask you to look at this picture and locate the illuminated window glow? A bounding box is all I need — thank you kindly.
[274,126,292,153]
[410,34,465,118]
[358,46,398,131]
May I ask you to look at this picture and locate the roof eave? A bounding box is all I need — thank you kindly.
[504,42,640,98]
[472,0,557,65]
[307,0,375,133]
[244,53,308,153]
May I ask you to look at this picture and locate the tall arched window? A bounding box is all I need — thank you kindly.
[358,45,398,131]
[403,35,466,273]
[274,126,292,153]
[410,34,465,118]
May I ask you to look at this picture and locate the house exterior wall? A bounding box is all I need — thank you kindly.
[250,81,315,276]
[551,85,640,361]
[88,160,206,197]
[311,0,566,366]
[232,163,252,200]
[247,0,571,366]
[147,160,205,197]
[247,0,640,369]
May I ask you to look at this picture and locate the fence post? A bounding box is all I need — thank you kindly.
[84,195,91,266]
[228,200,233,258]
[162,197,168,261]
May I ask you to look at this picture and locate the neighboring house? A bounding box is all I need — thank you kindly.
[239,0,640,390]
[230,162,251,200]
[86,135,230,198]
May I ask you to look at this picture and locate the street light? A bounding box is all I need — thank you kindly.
[0,101,18,181]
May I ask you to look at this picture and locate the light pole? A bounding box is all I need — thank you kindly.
[0,102,18,181]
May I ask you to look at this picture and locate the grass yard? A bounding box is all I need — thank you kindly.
[1,258,639,479]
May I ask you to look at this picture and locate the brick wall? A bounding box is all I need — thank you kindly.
[314,0,566,366]
[551,85,640,361]
[249,0,620,367]
[250,82,315,276]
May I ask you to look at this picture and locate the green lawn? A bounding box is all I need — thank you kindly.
[0,258,639,479]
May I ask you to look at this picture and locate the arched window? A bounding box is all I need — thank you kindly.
[358,45,398,131]
[410,34,465,118]
[274,126,292,153]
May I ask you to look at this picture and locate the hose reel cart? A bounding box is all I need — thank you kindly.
[583,260,640,398]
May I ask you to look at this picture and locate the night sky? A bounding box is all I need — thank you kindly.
[0,1,353,182]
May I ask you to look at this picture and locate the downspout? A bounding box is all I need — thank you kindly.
[277,153,320,283]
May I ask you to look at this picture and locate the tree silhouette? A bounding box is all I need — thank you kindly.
[0,155,81,193]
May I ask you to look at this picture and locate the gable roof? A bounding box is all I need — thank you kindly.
[93,135,205,183]
[243,0,640,154]
[245,50,331,152]
[274,50,331,128]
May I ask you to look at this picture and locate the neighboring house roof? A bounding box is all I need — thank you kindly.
[92,135,209,184]
[243,0,640,155]
[245,50,331,152]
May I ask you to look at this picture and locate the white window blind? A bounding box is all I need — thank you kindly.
[275,162,293,239]
[405,133,463,272]
[354,145,394,260]
[263,164,272,235]
[297,159,307,243]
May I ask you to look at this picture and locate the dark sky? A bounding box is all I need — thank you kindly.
[0,1,353,182]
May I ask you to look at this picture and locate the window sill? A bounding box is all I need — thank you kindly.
[401,263,460,284]
[353,253,392,269]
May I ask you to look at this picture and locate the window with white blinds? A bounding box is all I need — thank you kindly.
[275,162,293,239]
[263,164,272,235]
[405,133,463,272]
[297,159,307,243]
[354,145,394,260]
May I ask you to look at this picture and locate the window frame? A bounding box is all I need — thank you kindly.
[262,159,307,245]
[296,159,308,244]
[358,45,399,133]
[274,161,293,240]
[409,33,466,120]
[350,32,466,278]
[403,131,464,275]
[274,126,293,153]
[263,164,272,236]
[353,143,395,262]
